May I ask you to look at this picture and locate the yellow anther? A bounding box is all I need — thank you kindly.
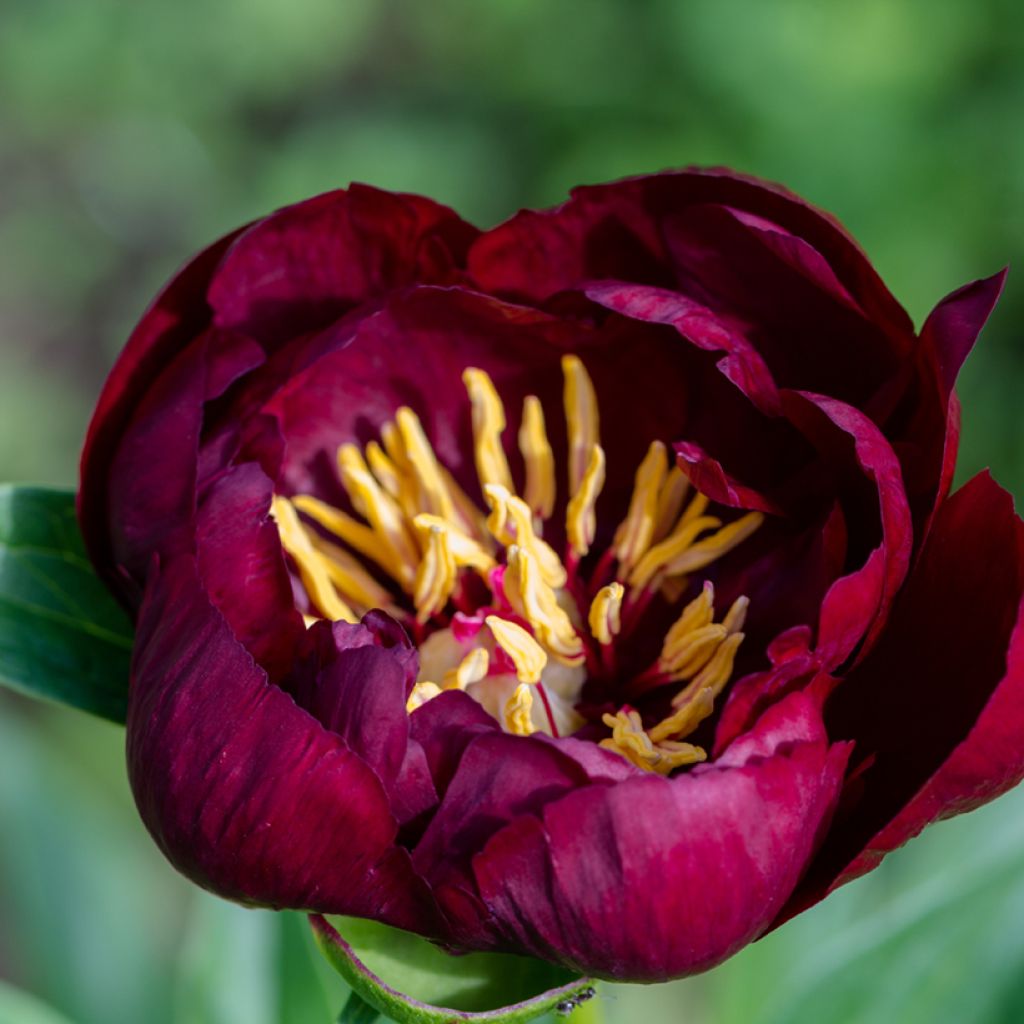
[271,496,358,623]
[722,595,750,634]
[599,709,706,775]
[407,680,442,712]
[627,514,722,591]
[413,524,457,623]
[503,546,584,665]
[566,444,606,558]
[484,485,567,589]
[653,465,691,543]
[678,491,711,527]
[365,440,404,500]
[438,465,492,544]
[648,688,716,744]
[463,367,514,493]
[658,512,764,579]
[662,624,728,680]
[486,615,548,684]
[311,534,398,612]
[302,614,321,629]
[671,631,746,710]
[292,494,399,580]
[441,647,490,691]
[396,406,456,521]
[519,395,556,521]
[663,581,716,652]
[413,514,495,574]
[613,440,668,571]
[337,444,420,590]
[563,354,599,494]
[589,583,624,646]
[504,683,536,736]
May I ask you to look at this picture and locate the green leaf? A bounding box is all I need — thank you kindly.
[311,915,598,1024]
[0,484,132,721]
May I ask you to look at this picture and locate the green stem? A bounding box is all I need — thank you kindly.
[338,991,382,1024]
[566,988,605,1024]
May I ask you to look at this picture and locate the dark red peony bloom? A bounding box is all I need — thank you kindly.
[78,170,1021,982]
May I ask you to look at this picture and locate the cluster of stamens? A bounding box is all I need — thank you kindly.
[271,356,762,775]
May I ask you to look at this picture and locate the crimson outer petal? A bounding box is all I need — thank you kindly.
[782,472,1024,918]
[456,693,849,980]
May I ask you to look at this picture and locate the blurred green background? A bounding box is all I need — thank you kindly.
[1,1,1022,1022]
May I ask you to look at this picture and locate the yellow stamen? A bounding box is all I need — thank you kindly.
[652,465,691,543]
[503,546,584,665]
[672,632,745,707]
[407,680,442,712]
[648,688,716,743]
[486,615,548,684]
[663,581,716,651]
[505,683,536,736]
[271,496,358,623]
[563,354,599,494]
[722,595,750,634]
[589,582,624,646]
[302,614,321,628]
[293,494,400,581]
[365,440,405,501]
[566,444,606,558]
[600,709,706,775]
[311,534,399,612]
[665,513,765,578]
[337,445,420,590]
[518,395,556,521]
[662,624,728,680]
[396,406,456,522]
[413,524,457,623]
[484,485,566,589]
[439,466,492,544]
[463,367,514,493]
[613,440,668,571]
[413,514,495,574]
[628,514,721,591]
[441,647,490,691]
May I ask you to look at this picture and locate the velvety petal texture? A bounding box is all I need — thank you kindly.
[79,169,1018,982]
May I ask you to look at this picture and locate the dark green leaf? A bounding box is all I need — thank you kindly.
[312,915,598,1024]
[0,485,132,721]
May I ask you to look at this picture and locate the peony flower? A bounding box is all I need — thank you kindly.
[78,169,1020,982]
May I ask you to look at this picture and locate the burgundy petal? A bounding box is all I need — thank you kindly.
[468,692,849,979]
[290,618,437,825]
[196,460,305,680]
[785,472,1024,916]
[79,228,246,578]
[782,391,912,667]
[920,270,1007,397]
[208,185,479,345]
[128,553,441,935]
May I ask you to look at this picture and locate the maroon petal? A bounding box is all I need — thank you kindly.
[782,391,913,667]
[785,471,1024,916]
[920,270,1007,396]
[583,280,781,415]
[207,185,479,345]
[196,460,305,680]
[78,229,246,577]
[290,618,437,825]
[467,692,849,980]
[128,552,441,935]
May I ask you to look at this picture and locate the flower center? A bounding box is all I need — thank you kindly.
[272,356,763,774]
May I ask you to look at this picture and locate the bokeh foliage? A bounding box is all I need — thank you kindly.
[0,1,1021,1022]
